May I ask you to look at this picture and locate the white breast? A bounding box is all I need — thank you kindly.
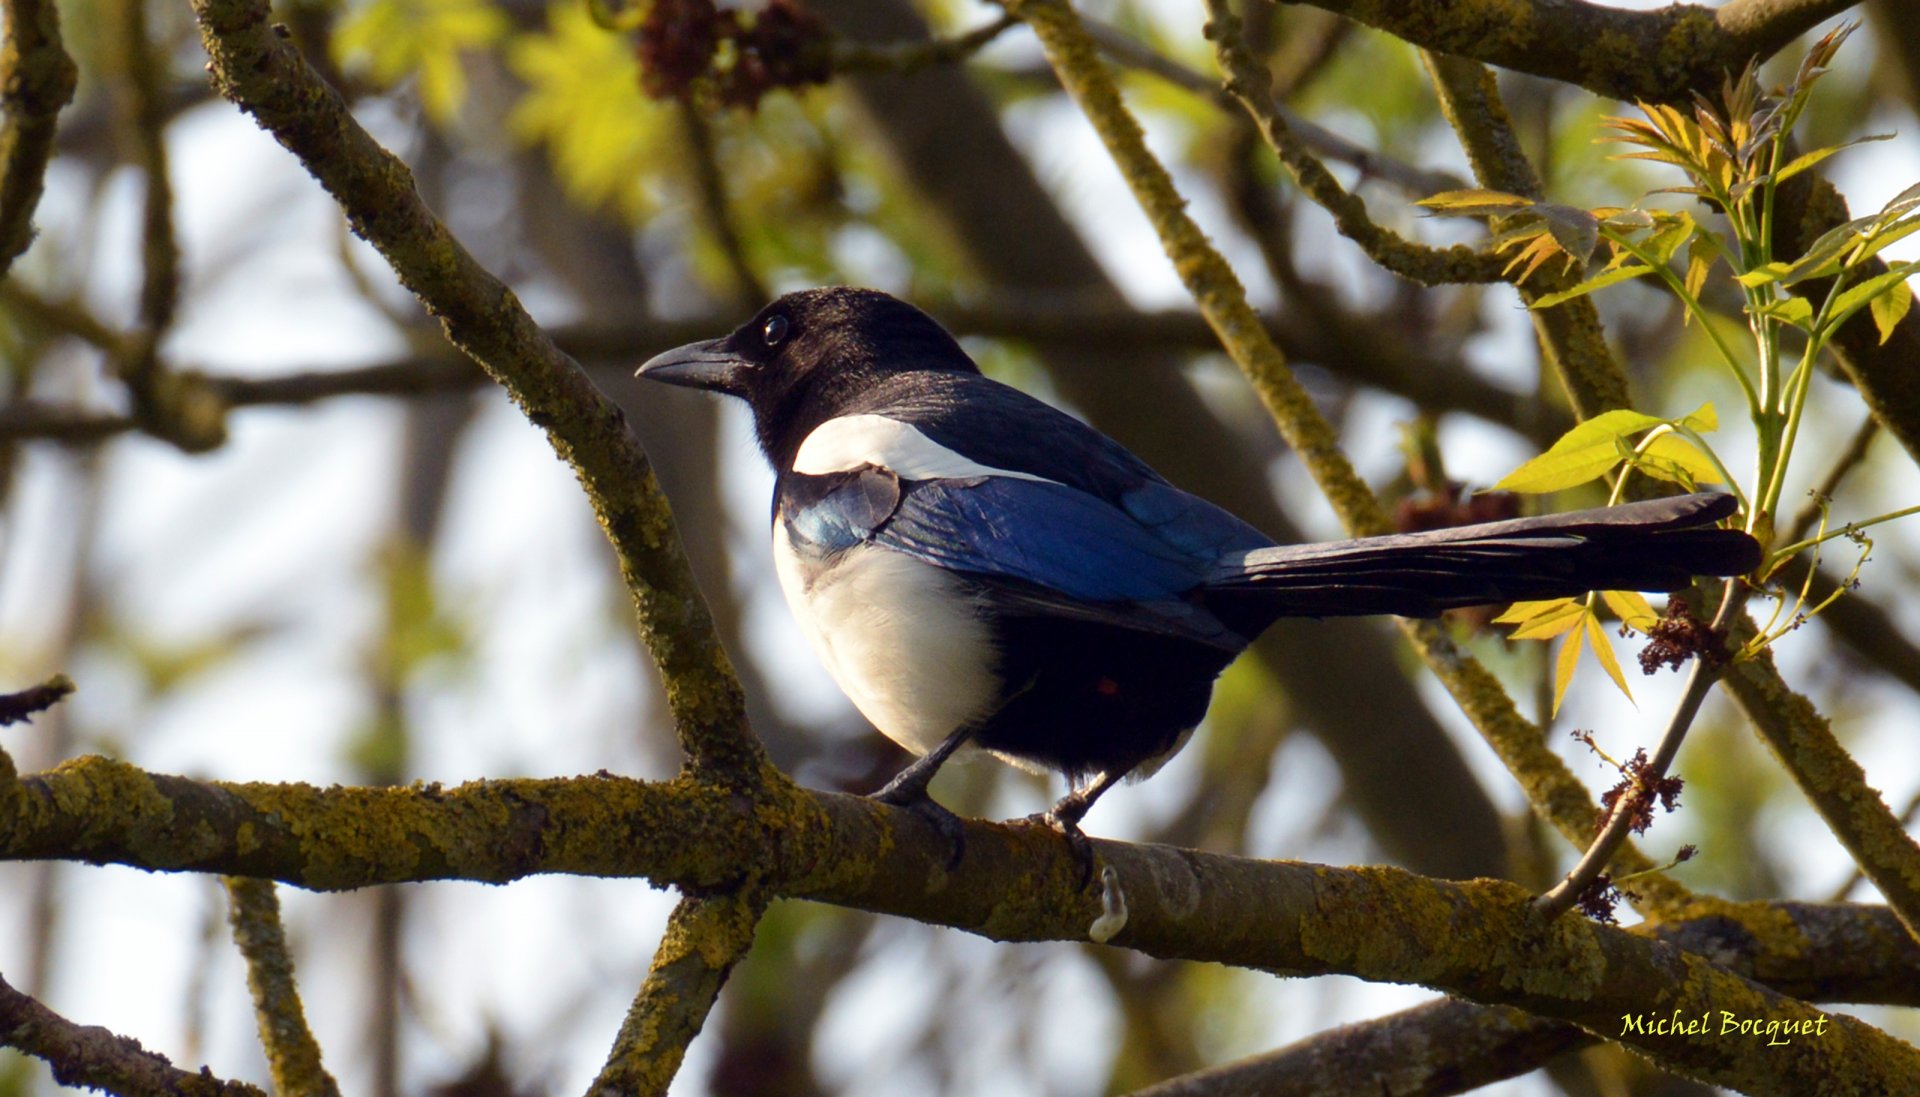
[772,524,999,757]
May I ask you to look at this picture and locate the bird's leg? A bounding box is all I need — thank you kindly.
[1035,769,1123,888]
[871,727,972,867]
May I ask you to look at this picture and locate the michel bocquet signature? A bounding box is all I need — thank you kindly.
[1620,1009,1831,1046]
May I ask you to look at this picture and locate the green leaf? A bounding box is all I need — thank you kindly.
[1679,401,1717,432]
[1774,134,1892,184]
[1735,261,1793,287]
[1871,280,1913,345]
[1495,409,1665,493]
[1585,612,1634,702]
[1417,189,1536,217]
[1636,433,1723,485]
[1875,180,1920,223]
[1538,204,1600,263]
[1756,295,1814,328]
[1829,265,1919,330]
[1642,213,1695,265]
[1528,264,1656,309]
[1849,217,1920,267]
[333,0,508,123]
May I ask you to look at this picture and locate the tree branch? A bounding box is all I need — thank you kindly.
[188,0,765,785]
[1283,0,1862,103]
[1421,51,1632,419]
[3,758,1918,1094]
[222,877,341,1097]
[0,0,77,277]
[0,969,265,1097]
[588,891,768,1097]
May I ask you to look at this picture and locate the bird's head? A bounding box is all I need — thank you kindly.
[637,286,976,466]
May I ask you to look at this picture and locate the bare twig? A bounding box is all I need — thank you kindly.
[1537,582,1746,920]
[0,673,74,727]
[1206,7,1512,286]
[831,13,1019,74]
[0,0,78,275]
[676,101,769,306]
[1422,52,1631,419]
[222,877,341,1097]
[0,970,266,1097]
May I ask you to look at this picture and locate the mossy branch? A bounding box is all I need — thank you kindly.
[222,877,342,1097]
[1421,52,1632,419]
[1207,5,1513,288]
[0,0,77,277]
[1724,621,1920,942]
[588,891,769,1097]
[2,757,1918,1093]
[1285,0,1861,103]
[187,0,767,787]
[0,969,266,1097]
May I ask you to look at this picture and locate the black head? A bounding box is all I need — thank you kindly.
[637,287,976,466]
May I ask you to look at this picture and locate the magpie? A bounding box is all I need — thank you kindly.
[638,286,1761,849]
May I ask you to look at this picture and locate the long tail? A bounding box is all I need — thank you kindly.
[1202,492,1760,624]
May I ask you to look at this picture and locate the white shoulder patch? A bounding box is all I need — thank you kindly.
[793,414,1054,483]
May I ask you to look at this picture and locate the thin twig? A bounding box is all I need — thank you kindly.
[1084,18,1464,199]
[222,877,342,1097]
[1783,415,1880,548]
[676,101,768,306]
[1537,581,1747,919]
[0,0,78,276]
[831,13,1019,75]
[0,970,266,1097]
[1205,6,1511,286]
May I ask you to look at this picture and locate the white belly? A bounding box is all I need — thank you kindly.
[773,525,999,756]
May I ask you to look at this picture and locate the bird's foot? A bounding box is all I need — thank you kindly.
[1029,808,1098,889]
[871,784,967,869]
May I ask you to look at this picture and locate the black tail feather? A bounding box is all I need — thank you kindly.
[1202,493,1760,627]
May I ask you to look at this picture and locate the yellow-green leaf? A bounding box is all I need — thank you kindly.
[1871,280,1913,345]
[1417,189,1536,217]
[1495,408,1663,493]
[1757,295,1814,328]
[1585,612,1634,702]
[1509,601,1587,640]
[1600,590,1659,631]
[1830,265,1918,330]
[333,0,507,123]
[1492,597,1577,626]
[1679,401,1717,432]
[1528,264,1655,309]
[1552,624,1586,717]
[1735,261,1794,287]
[1637,433,1722,484]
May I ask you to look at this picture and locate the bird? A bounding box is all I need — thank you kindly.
[637,286,1762,856]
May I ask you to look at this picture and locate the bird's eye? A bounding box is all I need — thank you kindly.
[762,315,789,347]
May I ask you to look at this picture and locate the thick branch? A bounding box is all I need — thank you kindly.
[1285,0,1861,103]
[1724,617,1920,942]
[3,758,1918,1094]
[188,0,763,784]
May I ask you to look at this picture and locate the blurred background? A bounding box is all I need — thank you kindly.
[2,0,1918,1092]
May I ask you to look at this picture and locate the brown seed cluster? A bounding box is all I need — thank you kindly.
[637,0,832,108]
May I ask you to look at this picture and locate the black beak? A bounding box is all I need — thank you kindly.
[635,337,747,395]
